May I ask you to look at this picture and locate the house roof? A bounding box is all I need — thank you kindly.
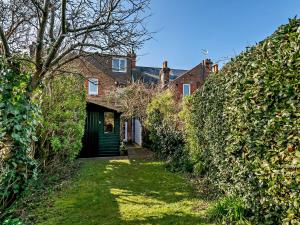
[170,63,206,83]
[135,66,187,84]
[87,99,123,113]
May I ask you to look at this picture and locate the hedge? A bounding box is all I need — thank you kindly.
[184,18,300,224]
[36,75,86,165]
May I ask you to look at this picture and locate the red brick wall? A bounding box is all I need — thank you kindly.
[72,57,131,100]
[169,63,209,100]
[71,57,124,101]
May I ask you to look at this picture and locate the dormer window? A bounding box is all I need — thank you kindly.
[88,78,98,95]
[112,58,127,73]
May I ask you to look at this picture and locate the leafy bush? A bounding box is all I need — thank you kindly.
[0,62,40,212]
[36,75,86,166]
[184,18,300,224]
[2,218,22,225]
[208,196,249,225]
[146,91,192,172]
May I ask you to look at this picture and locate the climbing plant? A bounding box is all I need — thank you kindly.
[0,60,40,212]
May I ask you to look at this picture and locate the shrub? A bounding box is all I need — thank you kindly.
[36,75,86,166]
[2,218,22,225]
[184,18,300,224]
[208,196,249,225]
[146,90,192,172]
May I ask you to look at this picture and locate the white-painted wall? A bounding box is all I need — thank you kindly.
[134,119,142,146]
[124,121,128,142]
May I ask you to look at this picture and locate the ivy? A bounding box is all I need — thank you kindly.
[0,60,40,212]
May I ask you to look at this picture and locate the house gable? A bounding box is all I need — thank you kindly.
[169,60,212,100]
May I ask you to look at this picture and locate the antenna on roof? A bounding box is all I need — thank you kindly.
[201,49,209,57]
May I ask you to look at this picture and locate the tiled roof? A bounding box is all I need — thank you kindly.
[135,66,187,84]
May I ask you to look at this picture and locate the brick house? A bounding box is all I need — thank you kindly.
[73,52,217,157]
[136,59,218,100]
[72,53,135,157]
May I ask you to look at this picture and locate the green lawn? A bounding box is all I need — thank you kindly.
[35,159,213,225]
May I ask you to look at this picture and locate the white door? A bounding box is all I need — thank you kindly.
[134,119,142,146]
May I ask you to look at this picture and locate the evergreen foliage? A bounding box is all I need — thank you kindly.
[183,18,300,224]
[37,75,86,165]
[0,62,40,212]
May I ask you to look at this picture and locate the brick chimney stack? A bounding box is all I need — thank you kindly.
[128,50,136,69]
[159,61,171,87]
[202,59,213,72]
[212,64,219,73]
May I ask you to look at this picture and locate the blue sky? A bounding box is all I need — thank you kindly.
[137,0,300,69]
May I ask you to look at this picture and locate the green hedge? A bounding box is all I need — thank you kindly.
[184,18,300,224]
[36,75,86,165]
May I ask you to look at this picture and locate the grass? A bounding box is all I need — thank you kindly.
[33,159,213,225]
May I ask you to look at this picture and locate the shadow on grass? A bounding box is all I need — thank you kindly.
[36,159,212,225]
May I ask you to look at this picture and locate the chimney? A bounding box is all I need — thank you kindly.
[159,61,171,87]
[128,50,136,69]
[202,59,213,72]
[212,64,219,73]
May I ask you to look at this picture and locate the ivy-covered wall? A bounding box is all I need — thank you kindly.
[0,62,40,211]
[183,18,300,224]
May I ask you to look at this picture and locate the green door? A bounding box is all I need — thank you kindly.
[98,111,120,156]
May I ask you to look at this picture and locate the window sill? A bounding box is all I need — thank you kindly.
[112,70,127,73]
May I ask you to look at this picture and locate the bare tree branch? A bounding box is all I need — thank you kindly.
[35,0,51,71]
[0,0,151,91]
[0,26,11,58]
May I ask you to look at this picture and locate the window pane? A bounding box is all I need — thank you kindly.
[183,84,190,96]
[120,59,126,71]
[112,58,127,72]
[112,59,119,71]
[88,78,98,95]
[104,112,114,133]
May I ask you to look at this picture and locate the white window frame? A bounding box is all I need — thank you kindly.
[88,78,99,95]
[112,57,127,73]
[183,83,191,96]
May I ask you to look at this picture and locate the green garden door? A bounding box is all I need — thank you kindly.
[98,111,120,156]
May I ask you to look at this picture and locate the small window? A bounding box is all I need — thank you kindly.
[112,58,127,72]
[183,84,190,96]
[88,78,98,95]
[104,112,115,133]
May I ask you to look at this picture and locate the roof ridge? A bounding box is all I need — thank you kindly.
[170,62,204,82]
[136,65,188,71]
